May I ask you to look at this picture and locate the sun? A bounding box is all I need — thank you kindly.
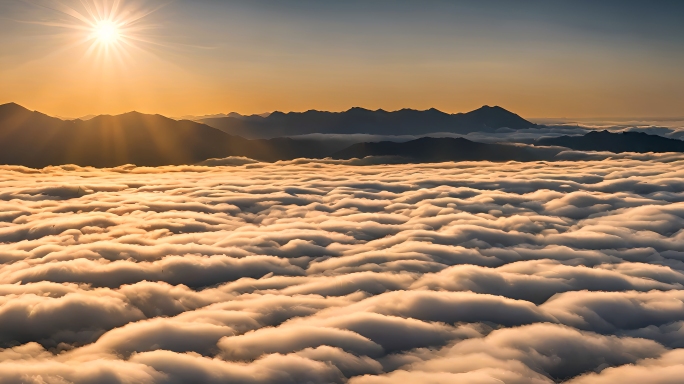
[92,20,121,45]
[34,0,165,61]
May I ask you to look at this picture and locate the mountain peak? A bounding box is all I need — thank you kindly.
[476,105,506,111]
[0,102,31,114]
[0,102,52,122]
[347,107,372,113]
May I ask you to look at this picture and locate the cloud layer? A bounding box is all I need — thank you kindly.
[2,158,684,383]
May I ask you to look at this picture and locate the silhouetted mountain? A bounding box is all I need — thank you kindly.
[0,103,340,167]
[0,103,252,167]
[174,112,270,121]
[0,103,552,167]
[201,105,538,139]
[537,130,684,153]
[332,137,556,162]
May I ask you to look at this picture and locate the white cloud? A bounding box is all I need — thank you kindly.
[2,159,684,382]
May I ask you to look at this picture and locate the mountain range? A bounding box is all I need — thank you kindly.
[201,105,538,139]
[537,130,684,153]
[3,102,684,168]
[0,103,545,167]
[332,137,553,162]
[0,103,339,167]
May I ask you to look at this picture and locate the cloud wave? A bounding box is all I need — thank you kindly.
[2,158,684,383]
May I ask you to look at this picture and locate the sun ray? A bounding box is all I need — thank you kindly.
[23,0,165,62]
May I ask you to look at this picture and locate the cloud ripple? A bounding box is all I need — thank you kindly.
[2,158,684,383]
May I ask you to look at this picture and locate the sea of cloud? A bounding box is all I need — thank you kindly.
[3,157,684,383]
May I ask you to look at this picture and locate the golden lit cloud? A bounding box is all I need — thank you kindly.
[1,159,684,382]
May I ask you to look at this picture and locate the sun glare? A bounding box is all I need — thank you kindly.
[92,21,120,45]
[34,0,165,61]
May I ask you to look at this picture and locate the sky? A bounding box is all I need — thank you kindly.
[0,0,683,118]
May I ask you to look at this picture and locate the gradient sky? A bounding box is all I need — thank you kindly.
[0,0,683,118]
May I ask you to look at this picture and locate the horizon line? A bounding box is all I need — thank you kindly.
[3,101,684,122]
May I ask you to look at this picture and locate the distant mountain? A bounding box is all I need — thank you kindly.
[537,130,684,153]
[201,105,539,139]
[0,103,351,167]
[0,103,552,168]
[0,103,254,167]
[175,112,271,121]
[332,137,557,162]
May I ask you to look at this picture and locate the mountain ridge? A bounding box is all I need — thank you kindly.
[10,102,680,167]
[0,103,251,168]
[332,137,555,162]
[537,130,684,153]
[0,102,354,166]
[200,105,539,139]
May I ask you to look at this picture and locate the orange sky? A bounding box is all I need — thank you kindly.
[1,0,683,119]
